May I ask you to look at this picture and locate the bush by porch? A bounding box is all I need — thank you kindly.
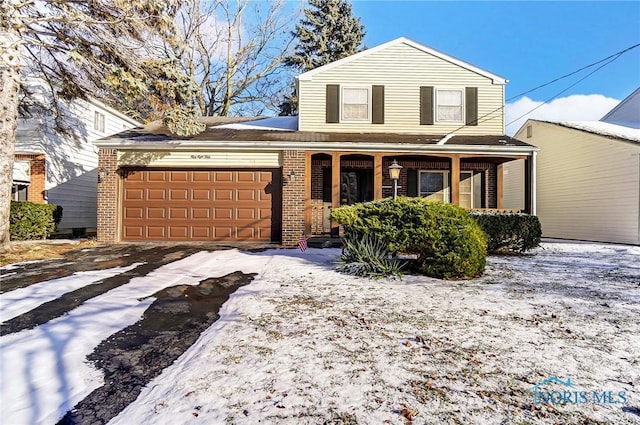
[330,197,487,279]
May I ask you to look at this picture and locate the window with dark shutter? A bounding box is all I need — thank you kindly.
[420,86,434,125]
[326,84,340,123]
[372,85,384,124]
[465,87,478,126]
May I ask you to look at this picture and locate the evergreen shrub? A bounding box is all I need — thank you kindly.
[9,201,62,241]
[470,211,542,254]
[331,197,487,279]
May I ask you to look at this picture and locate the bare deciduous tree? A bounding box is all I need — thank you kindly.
[168,0,297,116]
[0,0,202,249]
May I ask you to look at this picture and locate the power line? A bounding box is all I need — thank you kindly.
[444,42,640,136]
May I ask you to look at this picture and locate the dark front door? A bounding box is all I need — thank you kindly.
[340,170,373,205]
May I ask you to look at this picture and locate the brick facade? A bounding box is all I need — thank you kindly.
[14,153,46,203]
[281,150,306,246]
[96,148,119,243]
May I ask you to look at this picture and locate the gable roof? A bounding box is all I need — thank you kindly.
[600,87,640,128]
[297,37,507,85]
[520,119,640,144]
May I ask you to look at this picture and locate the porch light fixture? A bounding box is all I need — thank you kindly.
[288,170,296,182]
[98,167,109,183]
[388,159,402,200]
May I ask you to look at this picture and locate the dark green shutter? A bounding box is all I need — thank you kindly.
[326,84,340,123]
[465,87,478,126]
[407,169,418,197]
[420,86,434,125]
[372,85,384,124]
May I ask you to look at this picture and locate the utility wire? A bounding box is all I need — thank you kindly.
[505,53,624,127]
[443,42,640,136]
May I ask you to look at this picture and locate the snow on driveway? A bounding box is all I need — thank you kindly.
[1,242,639,425]
[0,250,276,425]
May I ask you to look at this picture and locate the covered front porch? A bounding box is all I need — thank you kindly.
[303,152,534,236]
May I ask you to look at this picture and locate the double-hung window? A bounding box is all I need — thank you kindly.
[341,87,370,121]
[436,89,463,123]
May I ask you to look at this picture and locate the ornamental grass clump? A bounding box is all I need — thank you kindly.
[336,233,405,279]
[331,197,487,279]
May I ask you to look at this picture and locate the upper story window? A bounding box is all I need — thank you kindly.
[341,87,370,121]
[326,84,384,124]
[436,89,463,123]
[94,111,105,133]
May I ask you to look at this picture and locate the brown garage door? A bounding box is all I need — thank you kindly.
[122,169,281,242]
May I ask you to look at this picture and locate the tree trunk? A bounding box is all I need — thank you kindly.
[0,28,22,250]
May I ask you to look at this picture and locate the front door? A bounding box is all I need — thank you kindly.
[340,170,373,205]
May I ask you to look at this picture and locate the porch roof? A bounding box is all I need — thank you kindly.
[97,117,535,151]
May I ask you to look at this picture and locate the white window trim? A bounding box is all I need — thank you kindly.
[459,170,474,208]
[341,85,371,122]
[94,111,106,133]
[435,87,464,124]
[418,170,450,202]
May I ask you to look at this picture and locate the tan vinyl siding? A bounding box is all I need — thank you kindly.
[298,43,504,135]
[515,121,640,245]
[502,159,525,210]
[117,151,282,168]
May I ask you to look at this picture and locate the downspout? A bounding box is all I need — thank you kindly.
[532,150,537,216]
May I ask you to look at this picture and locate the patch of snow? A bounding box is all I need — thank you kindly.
[555,120,640,142]
[215,116,298,131]
[0,264,143,322]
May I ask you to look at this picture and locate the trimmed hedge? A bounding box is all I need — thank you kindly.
[471,211,541,254]
[331,197,487,279]
[10,201,63,241]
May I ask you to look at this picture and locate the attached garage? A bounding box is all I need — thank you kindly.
[121,169,281,242]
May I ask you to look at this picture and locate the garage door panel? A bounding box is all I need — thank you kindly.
[236,208,255,219]
[192,189,211,200]
[147,208,165,219]
[124,207,143,219]
[147,189,166,200]
[237,189,256,201]
[192,208,211,219]
[170,189,188,200]
[147,171,166,181]
[191,227,211,238]
[122,169,279,242]
[125,188,144,200]
[170,171,188,182]
[192,172,211,182]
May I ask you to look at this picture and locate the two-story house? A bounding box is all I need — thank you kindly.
[13,82,140,237]
[95,37,537,246]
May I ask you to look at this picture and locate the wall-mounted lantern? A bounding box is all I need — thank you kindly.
[98,167,109,183]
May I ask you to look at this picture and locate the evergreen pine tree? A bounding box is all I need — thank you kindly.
[279,0,365,115]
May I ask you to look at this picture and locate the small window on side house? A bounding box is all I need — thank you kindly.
[436,89,463,123]
[94,111,105,133]
[526,125,533,138]
[341,87,370,121]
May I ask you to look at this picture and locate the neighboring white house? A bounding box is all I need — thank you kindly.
[505,89,640,245]
[14,83,140,236]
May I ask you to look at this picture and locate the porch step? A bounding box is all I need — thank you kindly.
[307,236,343,248]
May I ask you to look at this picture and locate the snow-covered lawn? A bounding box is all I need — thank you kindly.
[2,241,639,424]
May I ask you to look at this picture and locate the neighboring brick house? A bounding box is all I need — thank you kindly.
[95,37,538,246]
[13,84,140,236]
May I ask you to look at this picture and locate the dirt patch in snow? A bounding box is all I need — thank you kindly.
[57,271,255,425]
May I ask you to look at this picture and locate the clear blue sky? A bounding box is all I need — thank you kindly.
[349,1,640,102]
